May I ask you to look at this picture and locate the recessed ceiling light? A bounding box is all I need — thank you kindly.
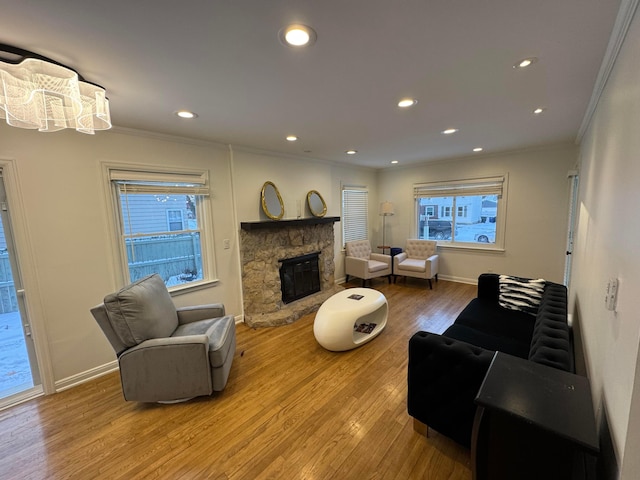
[391,160,399,164]
[175,110,198,119]
[279,24,317,47]
[441,128,458,135]
[345,149,357,155]
[513,57,538,69]
[286,135,298,141]
[397,98,417,108]
[533,107,546,115]
[473,147,483,152]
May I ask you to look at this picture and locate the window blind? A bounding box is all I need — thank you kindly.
[342,188,368,244]
[414,176,505,198]
[110,169,209,195]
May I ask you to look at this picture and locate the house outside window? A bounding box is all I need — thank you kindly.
[107,167,215,289]
[167,209,184,231]
[342,186,368,245]
[414,175,507,248]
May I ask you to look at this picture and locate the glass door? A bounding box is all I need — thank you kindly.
[0,169,41,405]
[564,172,579,287]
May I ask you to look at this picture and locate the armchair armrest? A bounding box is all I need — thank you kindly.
[345,255,369,278]
[177,303,226,325]
[370,252,391,265]
[427,254,438,274]
[393,252,408,269]
[118,335,212,402]
[408,331,494,447]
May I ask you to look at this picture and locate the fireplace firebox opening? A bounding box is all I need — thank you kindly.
[279,252,321,304]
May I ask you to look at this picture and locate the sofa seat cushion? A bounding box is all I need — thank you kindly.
[396,258,426,273]
[444,324,531,359]
[454,298,536,344]
[368,259,389,273]
[172,315,236,368]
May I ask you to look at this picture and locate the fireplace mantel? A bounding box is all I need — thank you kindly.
[240,216,340,231]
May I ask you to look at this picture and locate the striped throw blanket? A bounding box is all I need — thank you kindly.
[498,275,546,315]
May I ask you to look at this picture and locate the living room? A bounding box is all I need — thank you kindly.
[1,1,640,478]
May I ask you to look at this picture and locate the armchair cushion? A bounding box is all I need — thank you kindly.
[103,274,178,347]
[396,258,427,273]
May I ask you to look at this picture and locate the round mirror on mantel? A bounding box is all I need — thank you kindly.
[261,181,285,220]
[307,190,327,217]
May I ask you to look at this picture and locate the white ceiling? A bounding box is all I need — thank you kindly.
[2,0,622,169]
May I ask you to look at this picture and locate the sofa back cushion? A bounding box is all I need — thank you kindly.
[528,282,573,372]
[345,239,371,259]
[405,239,436,259]
[103,274,178,348]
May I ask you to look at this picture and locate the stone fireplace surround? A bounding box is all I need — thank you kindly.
[240,217,342,327]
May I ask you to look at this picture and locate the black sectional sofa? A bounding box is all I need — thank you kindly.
[407,273,573,447]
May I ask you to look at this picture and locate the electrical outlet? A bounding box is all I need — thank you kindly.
[223,239,230,249]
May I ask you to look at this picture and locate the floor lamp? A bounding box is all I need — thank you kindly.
[379,201,395,254]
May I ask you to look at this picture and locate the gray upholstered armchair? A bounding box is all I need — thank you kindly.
[394,239,439,289]
[90,274,236,403]
[345,239,392,286]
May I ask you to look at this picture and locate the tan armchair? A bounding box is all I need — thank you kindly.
[345,239,392,286]
[90,274,236,403]
[394,239,439,289]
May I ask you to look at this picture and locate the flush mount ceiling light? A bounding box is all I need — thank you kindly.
[345,149,357,155]
[175,110,198,119]
[286,135,298,141]
[441,128,458,135]
[513,57,538,69]
[397,98,417,108]
[279,24,317,47]
[391,160,399,164]
[533,107,546,115]
[0,43,111,134]
[473,147,483,152]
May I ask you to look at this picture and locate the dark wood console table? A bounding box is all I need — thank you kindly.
[472,352,599,480]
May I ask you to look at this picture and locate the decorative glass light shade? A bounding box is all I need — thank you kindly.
[0,46,111,134]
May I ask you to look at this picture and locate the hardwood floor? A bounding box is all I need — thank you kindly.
[0,279,476,479]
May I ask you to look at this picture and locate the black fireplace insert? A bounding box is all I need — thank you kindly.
[279,252,321,304]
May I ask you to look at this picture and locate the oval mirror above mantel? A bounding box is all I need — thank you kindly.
[261,181,285,220]
[307,190,327,217]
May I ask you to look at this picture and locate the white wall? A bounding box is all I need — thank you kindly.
[0,124,241,388]
[378,145,576,283]
[572,5,640,478]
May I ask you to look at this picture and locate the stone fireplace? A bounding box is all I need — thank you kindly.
[240,217,342,327]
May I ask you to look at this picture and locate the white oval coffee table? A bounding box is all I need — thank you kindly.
[313,288,388,351]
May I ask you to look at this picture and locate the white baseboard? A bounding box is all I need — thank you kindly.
[55,360,119,392]
[437,274,477,285]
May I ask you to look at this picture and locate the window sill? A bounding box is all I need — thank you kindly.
[168,278,220,296]
[437,243,505,253]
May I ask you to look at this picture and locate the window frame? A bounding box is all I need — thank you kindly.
[103,163,218,293]
[414,175,508,251]
[341,185,369,246]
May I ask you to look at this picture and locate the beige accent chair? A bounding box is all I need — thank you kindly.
[90,274,236,403]
[345,239,392,286]
[394,239,439,289]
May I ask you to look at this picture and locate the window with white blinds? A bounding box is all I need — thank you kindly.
[342,187,369,244]
[108,166,216,290]
[414,175,508,250]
